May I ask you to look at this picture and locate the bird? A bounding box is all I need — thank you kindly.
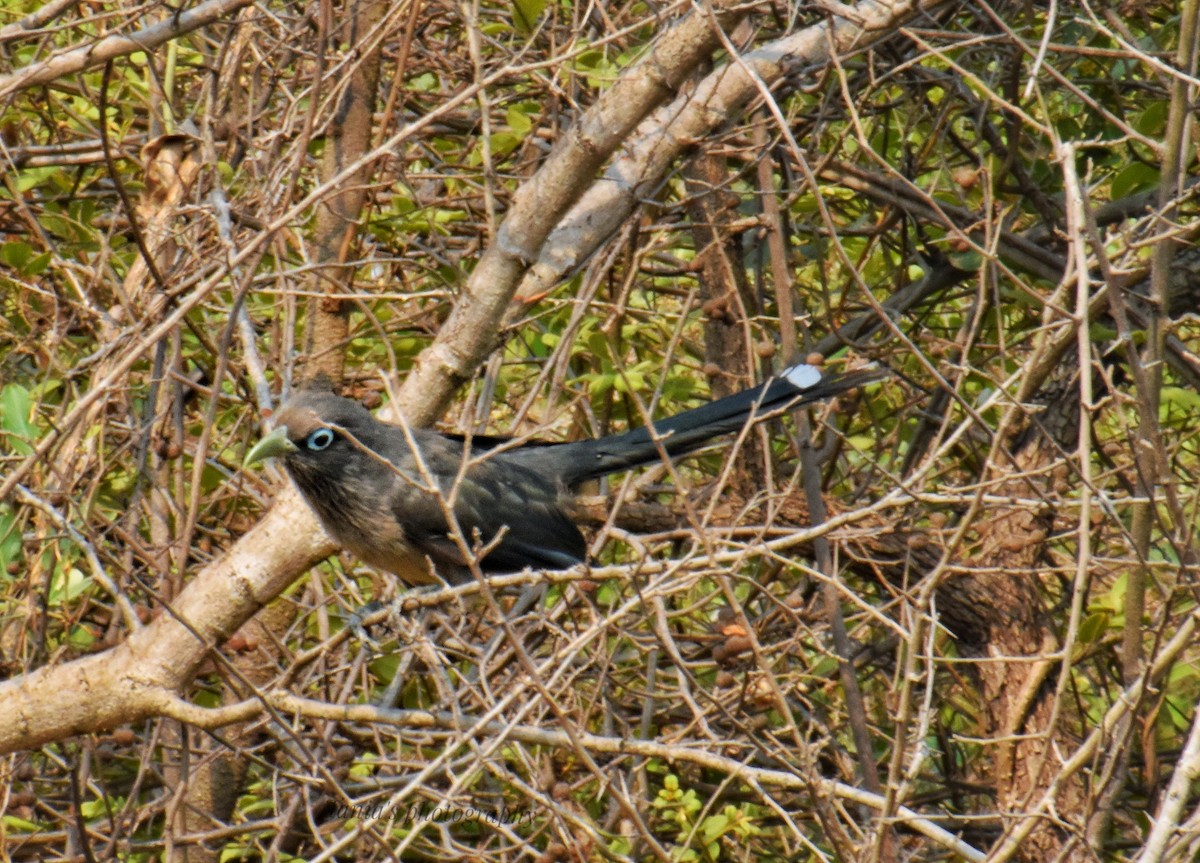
[245,362,884,586]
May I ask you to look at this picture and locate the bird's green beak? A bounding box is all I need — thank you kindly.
[245,425,298,466]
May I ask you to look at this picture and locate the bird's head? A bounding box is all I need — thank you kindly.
[244,390,378,483]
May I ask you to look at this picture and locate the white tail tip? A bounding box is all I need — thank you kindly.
[783,363,823,389]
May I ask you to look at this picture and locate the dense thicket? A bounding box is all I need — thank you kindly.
[1,0,1197,860]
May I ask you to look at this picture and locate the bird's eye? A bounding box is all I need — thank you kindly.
[306,428,335,451]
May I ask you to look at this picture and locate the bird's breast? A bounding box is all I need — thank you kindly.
[285,460,441,584]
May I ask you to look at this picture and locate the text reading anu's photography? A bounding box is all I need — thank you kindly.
[334,799,535,828]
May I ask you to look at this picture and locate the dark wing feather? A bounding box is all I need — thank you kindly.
[377,432,587,581]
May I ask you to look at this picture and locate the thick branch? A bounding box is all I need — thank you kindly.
[513,0,946,303]
[0,485,331,753]
[395,0,749,421]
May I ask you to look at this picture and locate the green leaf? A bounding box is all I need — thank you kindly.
[1135,101,1168,137]
[702,812,730,839]
[0,242,32,270]
[49,566,89,606]
[3,814,42,831]
[512,0,547,32]
[1077,611,1110,645]
[595,580,621,605]
[1089,322,1118,342]
[1092,572,1127,614]
[408,72,438,92]
[1162,386,1200,414]
[609,837,633,856]
[220,844,253,863]
[16,166,58,193]
[948,249,983,271]
[68,624,97,650]
[506,104,534,136]
[0,384,36,456]
[368,653,401,684]
[612,370,646,393]
[0,504,21,575]
[1111,162,1158,200]
[23,251,50,275]
[486,130,523,159]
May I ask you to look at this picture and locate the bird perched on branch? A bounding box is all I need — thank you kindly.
[245,362,883,585]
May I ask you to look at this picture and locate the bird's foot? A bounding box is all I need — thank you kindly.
[345,600,387,652]
[344,585,443,653]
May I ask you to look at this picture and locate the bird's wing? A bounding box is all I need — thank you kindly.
[387,438,588,579]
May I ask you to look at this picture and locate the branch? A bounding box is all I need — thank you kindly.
[0,486,912,753]
[0,0,256,101]
[264,691,987,862]
[513,0,948,303]
[0,484,332,753]
[0,0,937,759]
[395,0,750,421]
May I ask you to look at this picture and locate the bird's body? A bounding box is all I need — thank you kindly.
[247,363,882,585]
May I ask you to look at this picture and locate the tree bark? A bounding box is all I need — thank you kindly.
[302,0,388,385]
[943,368,1090,861]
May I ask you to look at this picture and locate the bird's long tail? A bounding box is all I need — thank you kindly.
[532,362,886,487]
